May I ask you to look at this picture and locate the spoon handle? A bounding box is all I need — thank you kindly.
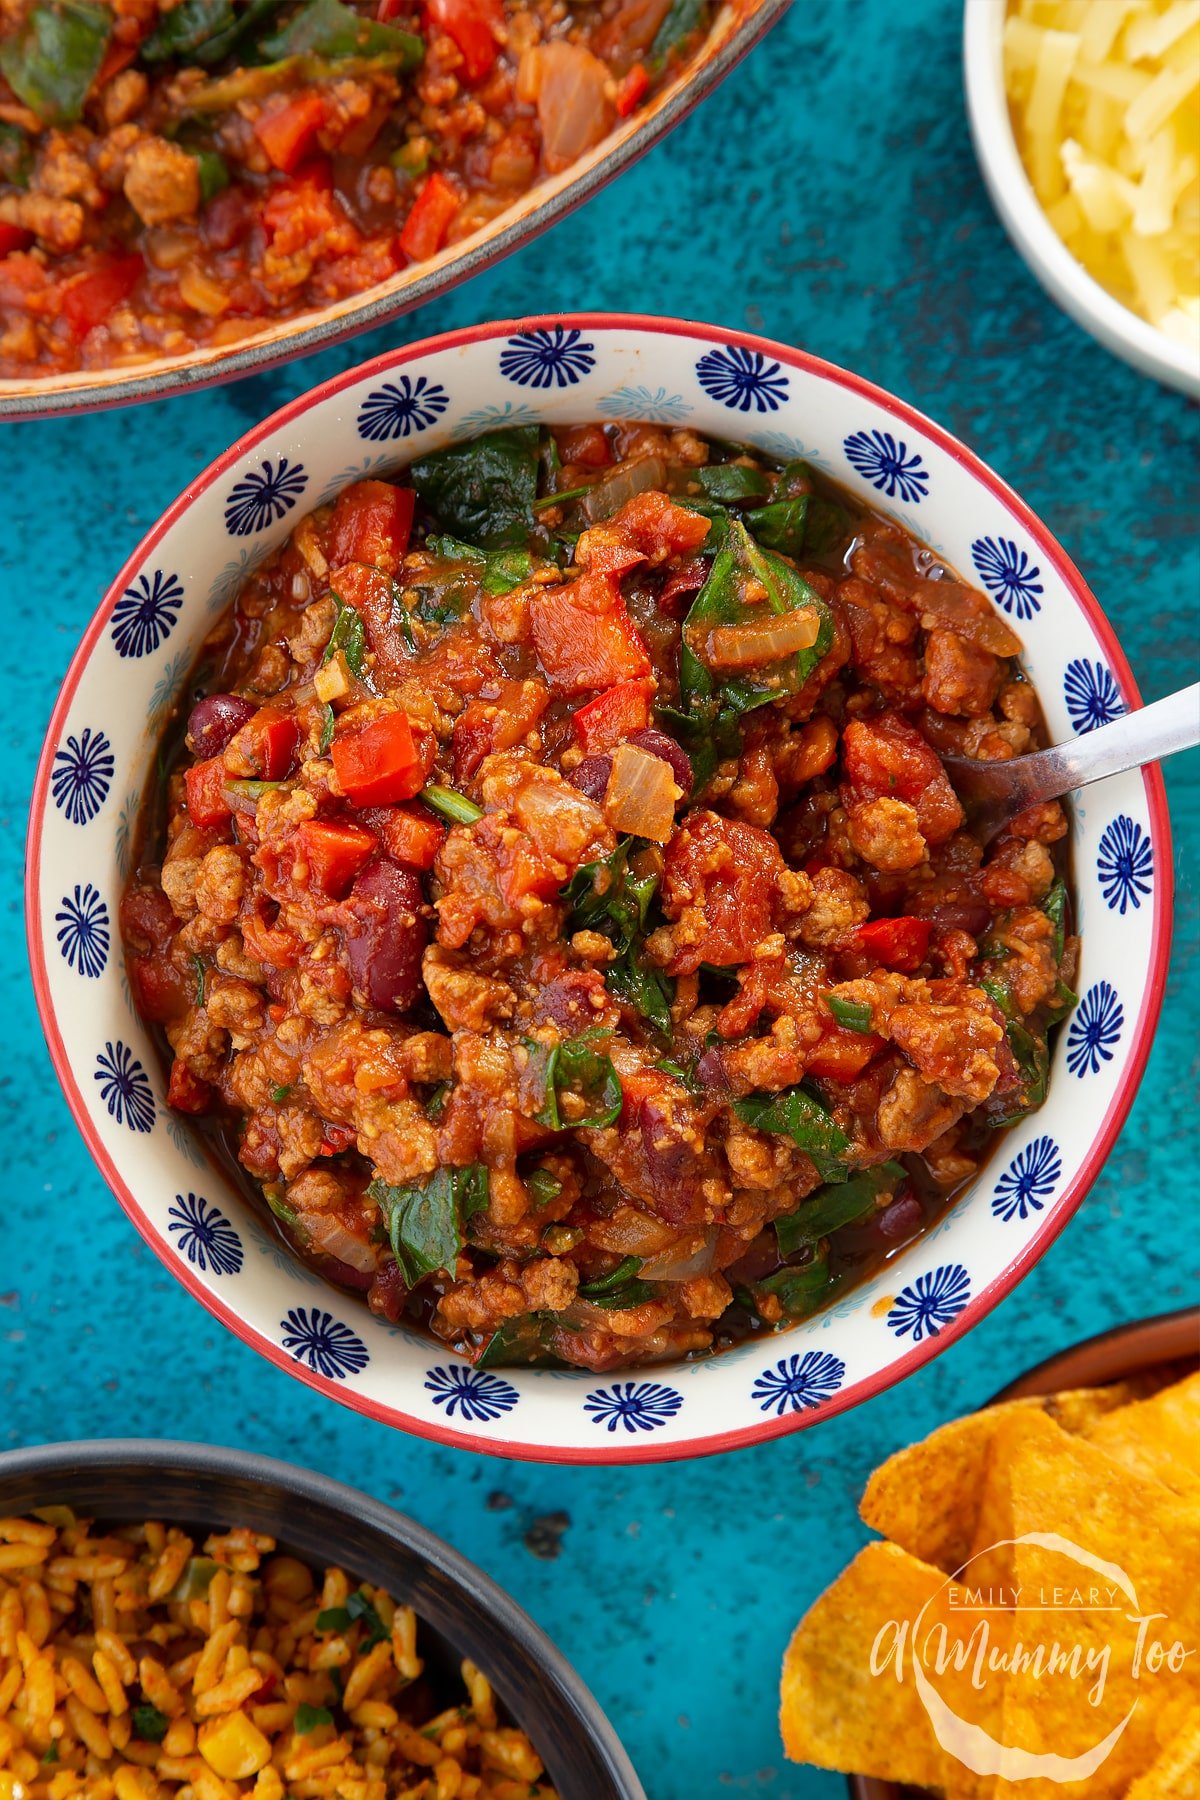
[1043,681,1200,798]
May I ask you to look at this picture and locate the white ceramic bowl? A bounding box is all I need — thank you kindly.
[27,315,1173,1463]
[963,0,1200,399]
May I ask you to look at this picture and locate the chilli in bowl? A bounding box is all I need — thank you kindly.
[120,420,1079,1374]
[0,0,716,378]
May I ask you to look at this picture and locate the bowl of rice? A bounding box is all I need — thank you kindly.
[0,1438,645,1799]
[964,0,1200,396]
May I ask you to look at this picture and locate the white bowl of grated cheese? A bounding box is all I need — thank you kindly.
[964,0,1200,398]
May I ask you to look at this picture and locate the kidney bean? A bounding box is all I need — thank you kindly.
[187,693,257,760]
[923,901,993,937]
[627,727,693,796]
[876,1190,925,1242]
[695,1046,731,1094]
[569,754,613,802]
[341,856,427,1014]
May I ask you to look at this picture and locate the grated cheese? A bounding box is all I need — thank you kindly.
[1004,0,1200,352]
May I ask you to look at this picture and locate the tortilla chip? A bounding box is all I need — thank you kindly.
[1125,1714,1200,1798]
[859,1387,1146,1574]
[1085,1371,1200,1496]
[964,1411,1200,1797]
[781,1541,972,1786]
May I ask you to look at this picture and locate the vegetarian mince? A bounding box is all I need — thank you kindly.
[122,421,1079,1372]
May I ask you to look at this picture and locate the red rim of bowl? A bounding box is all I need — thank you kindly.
[0,2,787,420]
[25,313,1176,1463]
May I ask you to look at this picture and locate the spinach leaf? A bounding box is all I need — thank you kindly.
[424,533,533,594]
[195,0,286,62]
[141,0,234,62]
[578,1256,642,1297]
[410,427,539,550]
[131,1704,169,1744]
[986,1020,1050,1128]
[747,1249,834,1320]
[0,123,33,189]
[0,1,111,126]
[1042,877,1068,962]
[476,1310,561,1368]
[650,0,708,62]
[419,783,483,824]
[775,1161,906,1256]
[316,1604,351,1633]
[732,1086,850,1183]
[318,703,336,754]
[525,1166,562,1208]
[675,516,833,786]
[526,1035,622,1130]
[258,0,422,66]
[745,492,850,559]
[368,1164,489,1287]
[564,842,674,1033]
[696,463,770,504]
[191,147,230,203]
[295,1703,332,1734]
[323,595,365,677]
[826,995,872,1033]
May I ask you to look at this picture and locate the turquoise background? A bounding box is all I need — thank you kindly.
[1,1,1197,1793]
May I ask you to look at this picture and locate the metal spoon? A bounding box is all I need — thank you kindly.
[942,681,1200,844]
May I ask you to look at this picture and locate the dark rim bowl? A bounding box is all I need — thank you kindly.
[0,0,788,420]
[847,1305,1200,1800]
[0,1437,646,1800]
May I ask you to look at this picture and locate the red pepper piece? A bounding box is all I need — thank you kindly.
[254,91,328,174]
[398,171,460,261]
[235,707,300,781]
[327,481,414,573]
[295,819,379,897]
[331,711,424,805]
[370,802,446,870]
[572,679,654,754]
[61,255,143,339]
[850,916,933,973]
[615,61,649,117]
[185,757,233,828]
[425,0,504,82]
[530,572,651,695]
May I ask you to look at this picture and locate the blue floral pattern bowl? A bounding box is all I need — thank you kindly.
[26,316,1173,1463]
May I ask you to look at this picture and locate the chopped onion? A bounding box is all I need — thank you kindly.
[604,742,679,843]
[640,1227,719,1281]
[700,606,821,670]
[303,1213,377,1274]
[914,580,1023,656]
[519,41,613,175]
[580,455,668,523]
[587,1205,681,1258]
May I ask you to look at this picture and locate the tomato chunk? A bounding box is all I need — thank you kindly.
[572,679,654,754]
[841,711,964,845]
[805,1022,886,1082]
[332,711,424,805]
[426,0,504,81]
[231,707,300,781]
[530,573,651,694]
[296,819,379,897]
[661,811,786,975]
[167,1058,213,1113]
[255,92,328,174]
[61,255,143,339]
[327,482,414,574]
[185,757,233,828]
[398,171,460,261]
[850,916,933,973]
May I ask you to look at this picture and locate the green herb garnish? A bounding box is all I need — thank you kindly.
[192,955,206,1007]
[368,1164,489,1287]
[563,841,674,1034]
[131,1704,169,1744]
[525,1167,562,1208]
[323,595,366,677]
[258,0,421,66]
[826,995,873,1033]
[294,1703,333,1735]
[419,784,483,825]
[525,1034,623,1131]
[732,1086,850,1183]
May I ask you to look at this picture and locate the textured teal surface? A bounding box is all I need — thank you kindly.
[1,2,1197,1793]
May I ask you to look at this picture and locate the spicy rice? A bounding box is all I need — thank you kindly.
[0,1512,555,1800]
